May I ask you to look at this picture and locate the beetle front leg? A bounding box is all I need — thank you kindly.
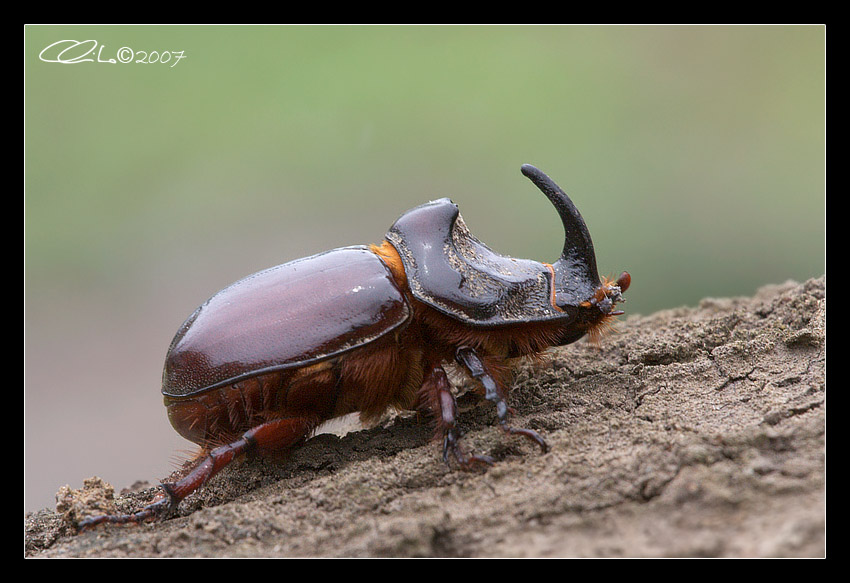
[77,416,313,530]
[455,347,549,454]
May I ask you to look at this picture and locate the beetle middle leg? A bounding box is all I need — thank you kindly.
[419,362,495,468]
[455,347,549,454]
[77,416,314,530]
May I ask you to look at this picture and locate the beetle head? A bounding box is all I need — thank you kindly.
[520,164,629,333]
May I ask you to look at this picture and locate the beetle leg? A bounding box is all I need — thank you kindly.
[421,363,494,469]
[77,416,313,530]
[455,347,549,454]
[75,489,173,530]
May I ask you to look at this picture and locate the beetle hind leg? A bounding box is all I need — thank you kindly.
[77,416,315,531]
[455,347,549,454]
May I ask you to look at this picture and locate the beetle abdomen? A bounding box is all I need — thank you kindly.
[162,246,411,398]
[165,369,289,446]
[164,362,337,446]
[164,332,424,447]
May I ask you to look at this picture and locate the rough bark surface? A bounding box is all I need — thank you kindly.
[25,277,826,558]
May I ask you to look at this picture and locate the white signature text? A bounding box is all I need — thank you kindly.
[39,40,187,68]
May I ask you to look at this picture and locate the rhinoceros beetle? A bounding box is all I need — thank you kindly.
[78,164,629,529]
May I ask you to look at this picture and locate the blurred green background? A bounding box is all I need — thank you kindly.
[25,25,824,512]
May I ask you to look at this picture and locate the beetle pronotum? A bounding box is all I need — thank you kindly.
[79,164,629,529]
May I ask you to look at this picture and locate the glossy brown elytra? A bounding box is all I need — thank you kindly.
[78,164,630,529]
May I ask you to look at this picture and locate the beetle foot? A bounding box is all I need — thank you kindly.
[442,428,494,469]
[500,424,550,453]
[76,485,176,531]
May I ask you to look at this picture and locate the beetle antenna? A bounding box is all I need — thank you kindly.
[520,164,601,302]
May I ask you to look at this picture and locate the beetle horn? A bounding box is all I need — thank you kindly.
[520,164,601,304]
